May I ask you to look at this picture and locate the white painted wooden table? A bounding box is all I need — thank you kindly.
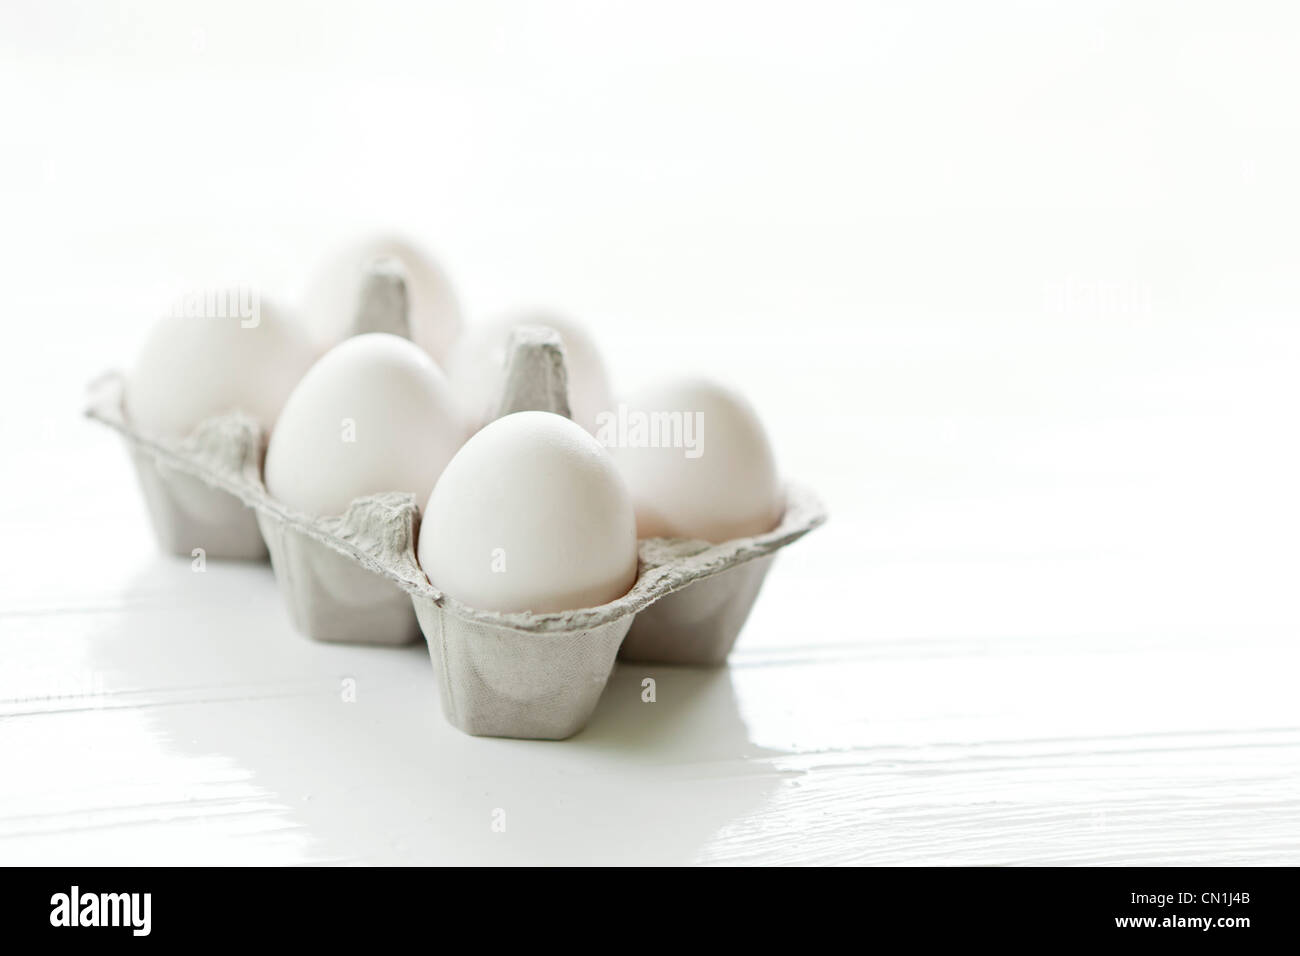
[4,347,1298,865]
[2,0,1298,865]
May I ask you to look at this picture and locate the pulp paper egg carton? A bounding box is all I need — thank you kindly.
[87,265,826,739]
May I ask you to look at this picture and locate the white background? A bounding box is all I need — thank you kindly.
[1,1,1298,864]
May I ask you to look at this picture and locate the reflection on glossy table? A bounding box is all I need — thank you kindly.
[3,421,1298,864]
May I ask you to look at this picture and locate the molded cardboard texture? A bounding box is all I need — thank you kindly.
[619,553,776,665]
[258,511,420,646]
[415,602,632,739]
[109,259,414,565]
[249,260,422,645]
[129,446,268,560]
[87,267,827,738]
[107,380,273,561]
[89,354,825,737]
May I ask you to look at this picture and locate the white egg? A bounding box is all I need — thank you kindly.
[603,378,783,543]
[126,293,316,440]
[443,313,613,435]
[418,411,638,613]
[302,236,462,364]
[265,333,465,517]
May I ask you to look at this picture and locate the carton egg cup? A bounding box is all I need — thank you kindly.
[87,266,827,739]
[126,427,269,561]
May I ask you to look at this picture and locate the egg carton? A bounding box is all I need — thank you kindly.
[126,434,269,561]
[102,261,415,563]
[87,271,827,739]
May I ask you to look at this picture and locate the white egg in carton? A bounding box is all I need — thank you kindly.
[87,263,826,739]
